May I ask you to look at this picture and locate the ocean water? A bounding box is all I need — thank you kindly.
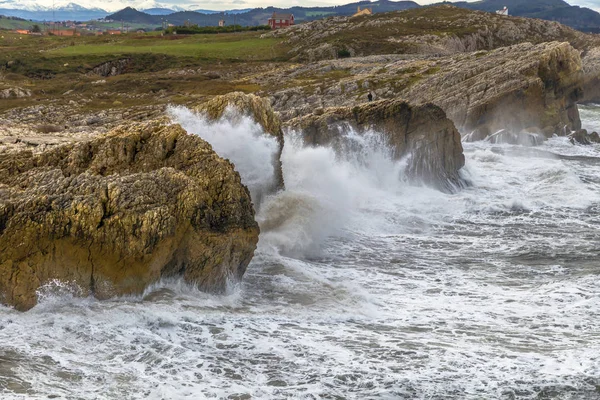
[1,105,600,399]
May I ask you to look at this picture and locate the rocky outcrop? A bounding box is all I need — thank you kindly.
[0,87,31,99]
[581,47,600,104]
[92,59,131,77]
[569,129,600,145]
[0,121,259,311]
[286,99,465,191]
[266,41,584,141]
[405,41,584,140]
[194,92,285,192]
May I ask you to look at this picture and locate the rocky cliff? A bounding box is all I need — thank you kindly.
[581,47,600,103]
[286,99,465,191]
[194,92,285,192]
[0,121,259,311]
[265,41,584,141]
[404,41,584,140]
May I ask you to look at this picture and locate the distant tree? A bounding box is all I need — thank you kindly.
[31,24,41,33]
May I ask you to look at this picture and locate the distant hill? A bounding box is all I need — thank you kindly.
[0,5,106,21]
[142,8,177,15]
[105,1,420,27]
[450,0,600,32]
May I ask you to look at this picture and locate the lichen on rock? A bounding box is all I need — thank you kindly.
[0,120,259,311]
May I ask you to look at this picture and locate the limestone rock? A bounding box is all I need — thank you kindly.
[405,41,584,140]
[581,46,600,103]
[92,59,131,77]
[194,92,285,191]
[286,99,465,191]
[0,121,259,311]
[0,87,31,99]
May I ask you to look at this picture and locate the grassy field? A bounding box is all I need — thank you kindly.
[51,35,282,60]
[0,17,35,30]
[0,30,289,112]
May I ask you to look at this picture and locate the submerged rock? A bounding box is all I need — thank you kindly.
[569,129,600,145]
[0,121,259,311]
[286,99,465,191]
[194,92,285,192]
[480,129,546,146]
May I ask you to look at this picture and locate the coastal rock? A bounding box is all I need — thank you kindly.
[569,129,600,145]
[194,92,285,191]
[581,46,600,103]
[286,99,465,191]
[405,41,584,140]
[0,121,259,311]
[267,42,584,141]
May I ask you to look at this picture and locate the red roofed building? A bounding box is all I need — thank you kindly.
[268,12,294,29]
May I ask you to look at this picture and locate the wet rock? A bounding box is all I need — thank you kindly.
[569,128,600,145]
[0,121,259,311]
[286,99,465,191]
[483,129,546,146]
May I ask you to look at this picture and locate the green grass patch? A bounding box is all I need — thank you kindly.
[49,35,283,61]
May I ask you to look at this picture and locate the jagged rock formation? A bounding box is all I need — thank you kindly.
[91,59,131,77]
[286,99,465,191]
[404,41,584,140]
[265,41,584,140]
[581,47,600,103]
[0,87,31,99]
[569,128,600,145]
[0,121,259,311]
[194,92,285,192]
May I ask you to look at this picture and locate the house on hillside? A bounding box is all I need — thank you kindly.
[268,12,294,29]
[219,19,225,27]
[352,6,372,18]
[15,29,30,35]
[106,30,122,35]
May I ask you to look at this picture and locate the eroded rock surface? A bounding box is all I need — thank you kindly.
[286,99,465,191]
[0,87,31,99]
[266,42,584,141]
[581,47,600,104]
[405,41,584,140]
[0,121,259,311]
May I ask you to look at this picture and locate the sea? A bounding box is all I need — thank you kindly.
[1,104,600,399]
